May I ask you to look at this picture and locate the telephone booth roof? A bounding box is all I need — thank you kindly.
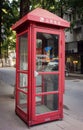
[12,8,70,30]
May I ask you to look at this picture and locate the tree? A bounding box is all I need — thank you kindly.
[20,0,31,17]
[1,0,83,59]
[20,0,59,17]
[0,0,20,58]
[0,0,4,58]
[68,0,83,19]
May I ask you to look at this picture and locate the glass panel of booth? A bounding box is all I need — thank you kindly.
[18,33,28,113]
[20,73,28,91]
[35,73,59,115]
[36,74,58,93]
[17,72,28,113]
[35,94,58,114]
[36,32,59,72]
[19,91,27,113]
[19,33,28,70]
[35,32,59,115]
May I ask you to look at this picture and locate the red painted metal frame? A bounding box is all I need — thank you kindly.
[12,8,70,30]
[15,24,65,126]
[15,29,30,123]
[12,8,70,127]
[30,25,64,125]
[15,25,65,126]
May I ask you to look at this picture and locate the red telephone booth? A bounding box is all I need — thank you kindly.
[12,8,70,126]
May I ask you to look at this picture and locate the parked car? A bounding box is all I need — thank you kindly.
[45,59,69,76]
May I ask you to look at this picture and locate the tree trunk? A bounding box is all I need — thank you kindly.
[0,1,2,58]
[20,0,31,18]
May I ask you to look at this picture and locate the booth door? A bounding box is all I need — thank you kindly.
[32,28,63,124]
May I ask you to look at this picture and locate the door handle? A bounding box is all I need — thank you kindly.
[34,71,39,77]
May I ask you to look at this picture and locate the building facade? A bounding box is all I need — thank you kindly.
[64,11,83,74]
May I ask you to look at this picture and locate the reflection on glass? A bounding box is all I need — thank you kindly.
[36,94,58,114]
[19,33,28,70]
[36,74,58,93]
[45,59,58,71]
[20,73,28,90]
[19,92,27,113]
[36,32,59,72]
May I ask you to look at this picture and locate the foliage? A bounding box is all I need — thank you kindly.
[1,0,83,58]
[29,0,83,19]
[30,0,60,14]
[1,0,20,58]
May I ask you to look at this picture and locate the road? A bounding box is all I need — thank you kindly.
[0,67,83,122]
[64,78,83,121]
[0,67,15,86]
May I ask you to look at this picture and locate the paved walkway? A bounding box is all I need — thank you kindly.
[0,79,83,130]
[69,73,83,79]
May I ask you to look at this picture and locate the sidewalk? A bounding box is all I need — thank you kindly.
[0,80,83,130]
[69,73,83,79]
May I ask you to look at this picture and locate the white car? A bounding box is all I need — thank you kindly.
[45,60,69,76]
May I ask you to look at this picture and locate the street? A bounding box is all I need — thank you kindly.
[64,78,83,121]
[0,67,16,86]
[0,67,83,123]
[64,79,83,121]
